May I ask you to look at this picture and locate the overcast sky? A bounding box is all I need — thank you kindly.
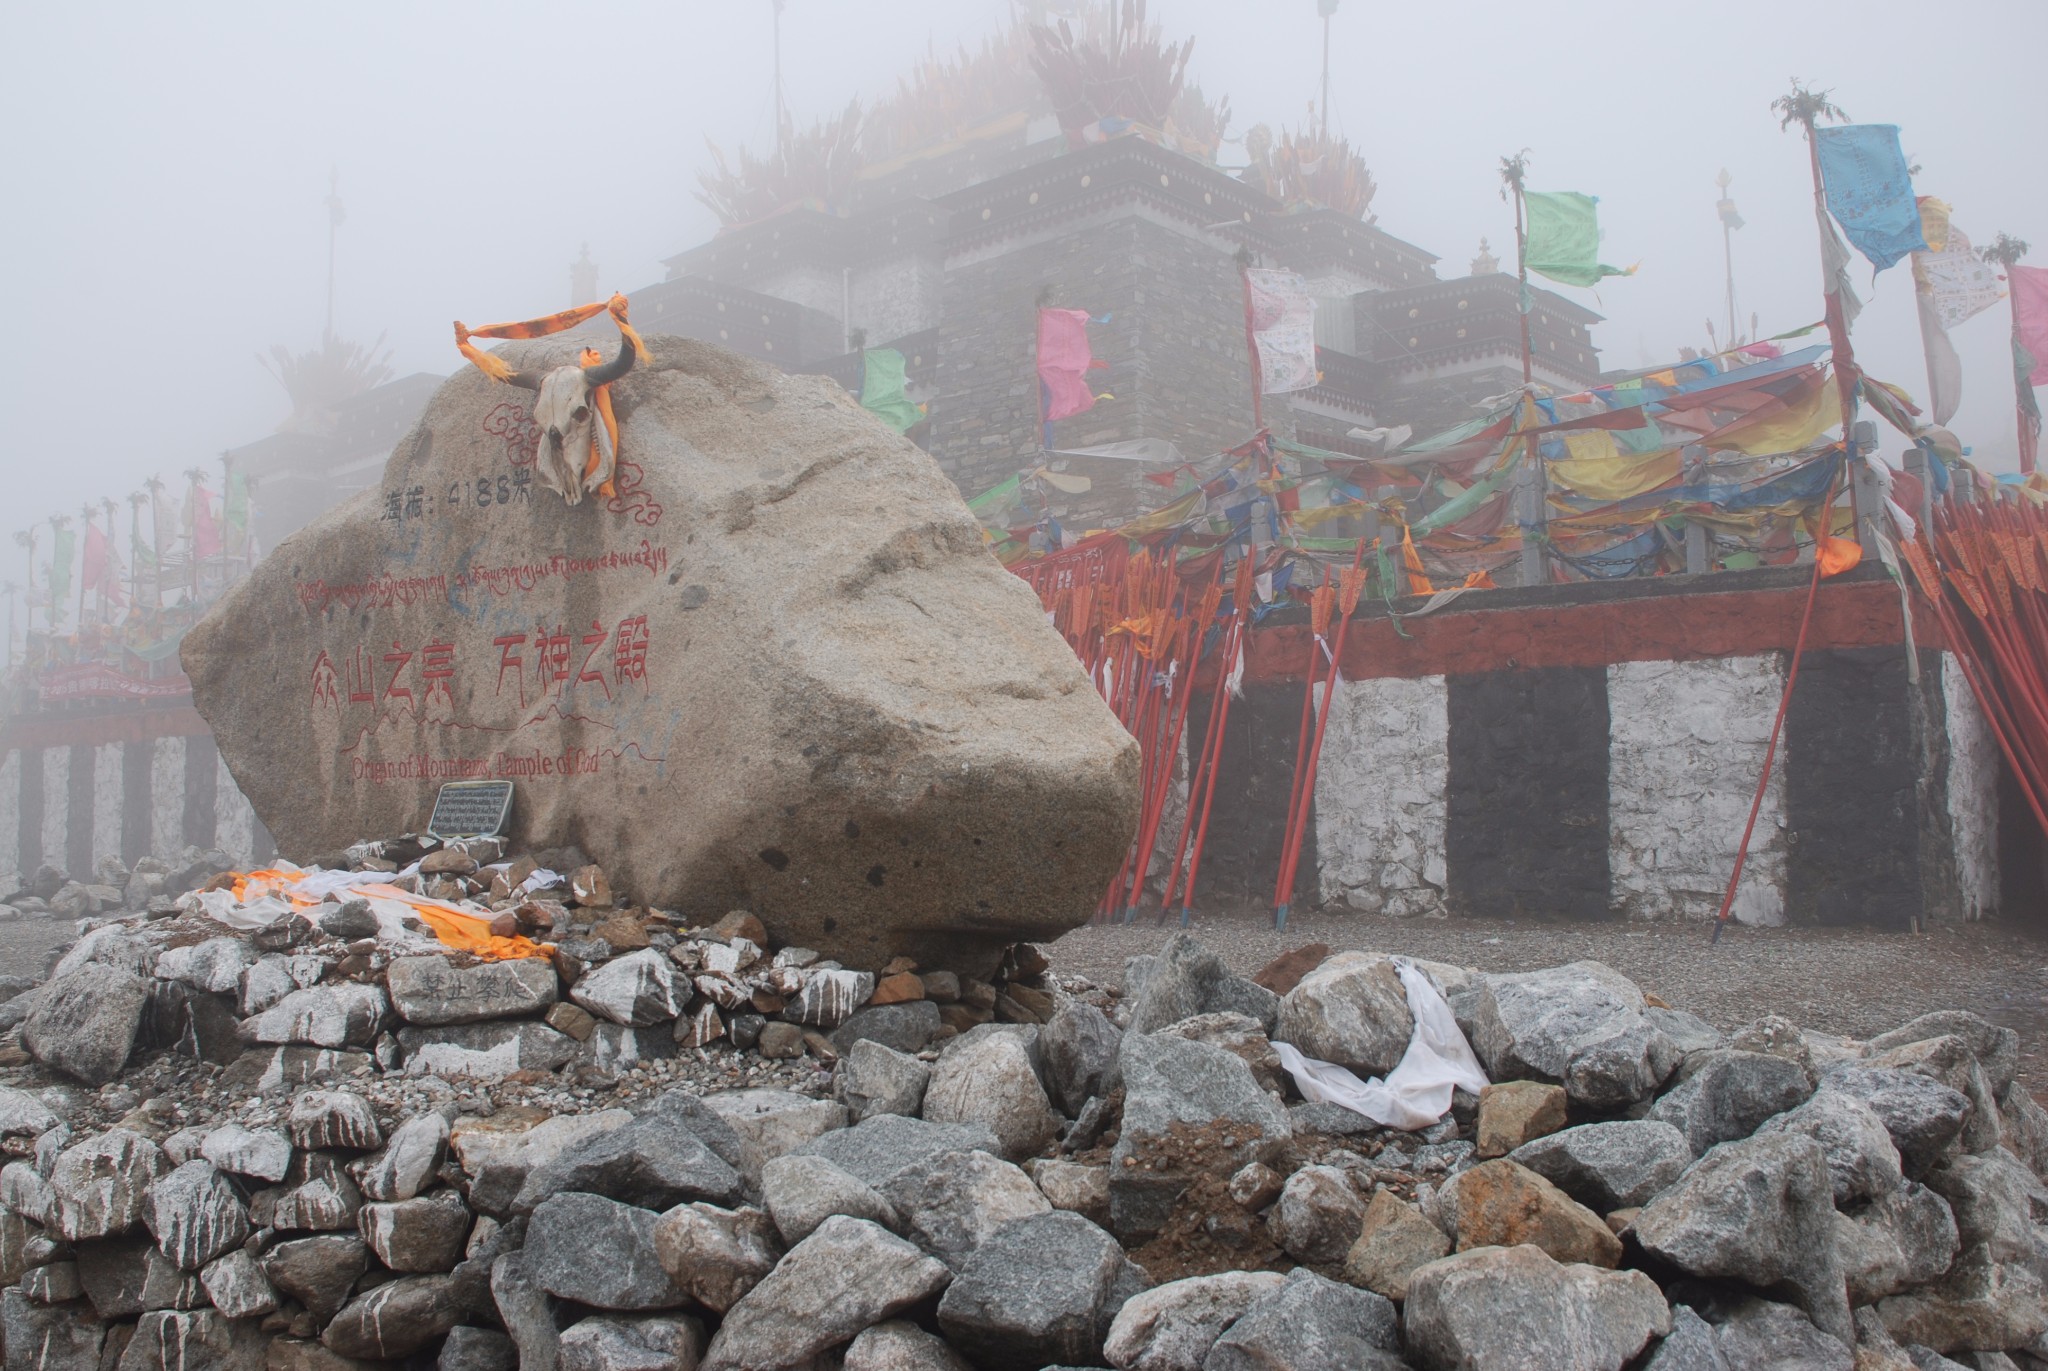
[6,0,2046,546]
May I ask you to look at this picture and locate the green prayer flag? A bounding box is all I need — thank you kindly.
[860,349,924,434]
[1523,191,1633,289]
[48,525,73,614]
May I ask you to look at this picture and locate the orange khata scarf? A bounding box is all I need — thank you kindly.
[453,294,654,498]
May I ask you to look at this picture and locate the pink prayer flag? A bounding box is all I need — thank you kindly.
[2013,264,2048,386]
[192,487,224,560]
[1036,308,1102,422]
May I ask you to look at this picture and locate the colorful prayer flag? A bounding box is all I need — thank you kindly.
[1036,309,1107,423]
[1911,201,2003,426]
[1522,191,1634,289]
[1817,200,1864,334]
[1244,268,1319,394]
[1815,125,1926,272]
[47,522,73,625]
[2012,265,2048,388]
[191,484,223,561]
[858,349,924,434]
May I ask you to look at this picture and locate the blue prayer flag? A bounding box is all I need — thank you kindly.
[1815,125,1926,272]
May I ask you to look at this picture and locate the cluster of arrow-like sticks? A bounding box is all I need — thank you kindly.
[1115,569,1223,922]
[1093,553,1202,921]
[1157,560,1259,925]
[1272,540,1371,929]
[1903,500,2048,840]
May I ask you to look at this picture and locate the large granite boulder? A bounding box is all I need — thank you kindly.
[183,335,1141,970]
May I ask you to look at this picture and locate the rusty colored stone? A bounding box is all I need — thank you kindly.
[1441,1159,1622,1269]
[709,911,768,946]
[868,974,924,1006]
[1475,1081,1570,1159]
[1252,943,1331,996]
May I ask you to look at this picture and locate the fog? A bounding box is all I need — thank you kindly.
[6,0,2046,532]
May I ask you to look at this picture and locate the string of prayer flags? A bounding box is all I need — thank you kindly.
[1815,125,1926,272]
[1244,268,1319,394]
[1522,191,1635,289]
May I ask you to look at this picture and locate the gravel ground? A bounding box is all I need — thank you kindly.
[1052,906,2048,1095]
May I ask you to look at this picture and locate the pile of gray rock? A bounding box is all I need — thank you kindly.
[0,912,2044,1370]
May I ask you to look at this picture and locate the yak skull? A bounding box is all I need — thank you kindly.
[508,338,636,505]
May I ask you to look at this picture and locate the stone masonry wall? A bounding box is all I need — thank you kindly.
[1606,656,1786,926]
[0,736,266,880]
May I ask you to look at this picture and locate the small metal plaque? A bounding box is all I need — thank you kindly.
[427,781,514,840]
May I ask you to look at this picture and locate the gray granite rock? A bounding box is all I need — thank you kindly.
[1925,1151,2047,1277]
[699,1088,847,1162]
[242,983,389,1049]
[1270,1164,1368,1266]
[1877,1245,2048,1355]
[526,1191,687,1310]
[922,1028,1063,1160]
[837,1039,932,1121]
[458,1108,633,1218]
[386,954,558,1025]
[1403,1244,1671,1371]
[1103,1270,1286,1371]
[491,1250,561,1371]
[570,949,687,1027]
[935,1209,1133,1371]
[49,1129,167,1242]
[261,1233,368,1321]
[22,964,149,1085]
[139,1247,209,1311]
[399,1021,582,1078]
[198,1123,293,1184]
[843,1320,975,1371]
[1123,933,1232,1037]
[761,1153,900,1246]
[788,1112,1001,1189]
[829,1001,943,1055]
[1635,1132,1852,1344]
[198,1247,278,1319]
[557,1314,705,1371]
[287,1090,382,1151]
[1642,1303,1729,1371]
[512,1110,745,1214]
[73,1236,150,1320]
[322,1274,464,1359]
[1870,1011,2020,1100]
[1835,1180,1961,1305]
[1470,961,1679,1109]
[877,1148,1051,1268]
[154,938,256,996]
[0,1085,58,1140]
[1276,952,1414,1079]
[1509,1119,1694,1212]
[1204,1267,1402,1371]
[439,1324,520,1371]
[1041,1000,1123,1117]
[351,1111,450,1202]
[1711,1295,1854,1371]
[701,1216,952,1371]
[361,1189,473,1273]
[0,1285,103,1368]
[1648,1049,1815,1154]
[144,1160,249,1271]
[787,969,876,1030]
[1824,1065,1974,1178]
[1757,1087,1906,1205]
[650,1201,781,1313]
[119,1308,258,1371]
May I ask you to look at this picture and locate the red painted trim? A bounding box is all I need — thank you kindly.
[2,706,211,752]
[1235,579,1936,685]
